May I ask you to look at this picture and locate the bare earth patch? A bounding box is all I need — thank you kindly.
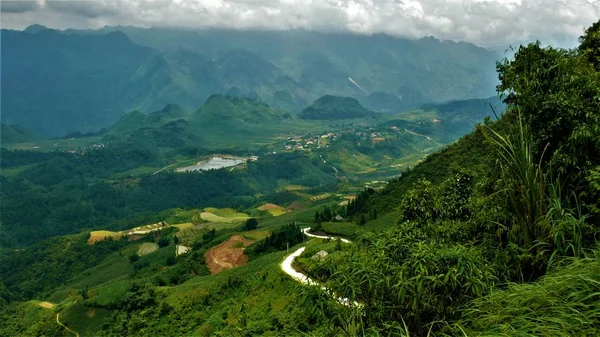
[205,235,255,274]
[38,301,55,309]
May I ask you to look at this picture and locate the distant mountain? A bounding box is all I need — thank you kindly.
[362,92,404,113]
[2,25,499,137]
[420,96,505,120]
[190,94,289,125]
[105,96,292,148]
[0,124,36,145]
[298,95,375,120]
[99,27,498,105]
[381,96,505,143]
[1,27,217,137]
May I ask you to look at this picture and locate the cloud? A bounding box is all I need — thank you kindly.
[44,1,122,18]
[1,0,598,47]
[1,0,38,13]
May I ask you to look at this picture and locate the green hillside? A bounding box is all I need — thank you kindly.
[0,124,36,145]
[2,20,597,337]
[298,95,375,120]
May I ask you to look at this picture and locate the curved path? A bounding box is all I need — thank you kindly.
[56,313,79,337]
[280,227,360,307]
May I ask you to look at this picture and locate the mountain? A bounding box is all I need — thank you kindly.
[0,124,36,145]
[2,25,498,137]
[1,27,220,138]
[104,96,293,148]
[298,95,375,120]
[362,92,404,112]
[379,96,505,143]
[190,94,289,125]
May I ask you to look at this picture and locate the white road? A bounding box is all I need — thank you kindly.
[280,227,360,307]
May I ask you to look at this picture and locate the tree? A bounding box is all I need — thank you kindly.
[579,20,600,69]
[157,237,169,248]
[243,218,258,231]
[129,253,140,263]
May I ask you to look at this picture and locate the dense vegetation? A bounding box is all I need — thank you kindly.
[2,20,598,337]
[303,21,600,336]
[0,148,334,247]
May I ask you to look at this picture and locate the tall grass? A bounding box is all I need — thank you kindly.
[447,254,600,336]
[485,111,588,267]
[485,112,547,246]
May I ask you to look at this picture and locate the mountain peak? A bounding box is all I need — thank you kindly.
[24,24,49,34]
[298,95,375,120]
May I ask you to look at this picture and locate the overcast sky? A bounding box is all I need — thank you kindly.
[1,0,599,48]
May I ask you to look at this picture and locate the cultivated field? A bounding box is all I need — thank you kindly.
[200,207,249,223]
[137,243,159,256]
[257,203,288,216]
[88,231,123,244]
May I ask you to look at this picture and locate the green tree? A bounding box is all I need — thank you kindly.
[243,218,258,230]
[157,237,169,248]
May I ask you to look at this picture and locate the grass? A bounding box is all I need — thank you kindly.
[258,203,288,216]
[200,211,248,223]
[309,193,332,201]
[451,256,600,336]
[61,303,112,337]
[240,230,271,241]
[285,184,309,191]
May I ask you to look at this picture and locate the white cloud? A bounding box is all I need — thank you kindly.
[1,0,598,47]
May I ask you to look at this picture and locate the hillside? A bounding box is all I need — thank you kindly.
[1,22,599,337]
[0,124,36,145]
[97,27,499,107]
[298,95,375,120]
[1,28,214,137]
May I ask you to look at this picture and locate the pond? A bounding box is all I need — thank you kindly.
[176,157,247,172]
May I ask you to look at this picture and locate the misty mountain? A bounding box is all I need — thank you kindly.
[2,25,499,137]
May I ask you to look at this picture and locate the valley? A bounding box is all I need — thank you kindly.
[1,13,599,337]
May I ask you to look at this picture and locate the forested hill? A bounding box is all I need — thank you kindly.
[321,21,600,336]
[2,25,498,137]
[298,95,375,120]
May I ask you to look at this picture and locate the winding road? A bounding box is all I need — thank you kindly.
[280,227,360,307]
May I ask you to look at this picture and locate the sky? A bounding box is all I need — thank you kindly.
[1,0,599,48]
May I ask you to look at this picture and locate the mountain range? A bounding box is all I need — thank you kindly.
[2,25,499,137]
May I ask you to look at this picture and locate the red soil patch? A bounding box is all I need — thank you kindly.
[205,235,255,274]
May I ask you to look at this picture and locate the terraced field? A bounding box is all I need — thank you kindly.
[137,243,159,256]
[258,203,288,216]
[200,207,249,223]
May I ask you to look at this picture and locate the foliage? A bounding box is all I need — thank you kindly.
[448,255,600,336]
[246,223,304,256]
[243,218,258,230]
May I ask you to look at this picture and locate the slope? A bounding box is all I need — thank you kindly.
[298,95,376,120]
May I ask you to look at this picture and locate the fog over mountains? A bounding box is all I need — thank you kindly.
[1,25,499,137]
